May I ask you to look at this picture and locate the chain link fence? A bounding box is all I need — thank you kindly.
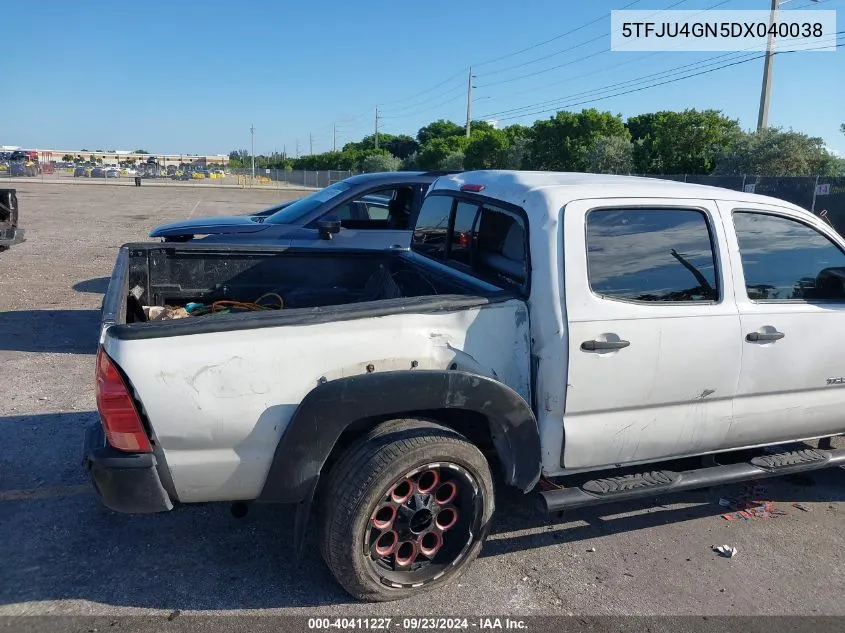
[0,156,356,191]
[639,174,845,235]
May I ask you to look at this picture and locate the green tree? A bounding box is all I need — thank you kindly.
[359,151,401,173]
[61,154,74,162]
[627,109,740,174]
[502,137,530,169]
[841,123,845,135]
[439,151,465,170]
[528,109,629,171]
[714,127,843,176]
[383,134,419,160]
[587,136,634,174]
[134,149,150,154]
[417,119,465,145]
[464,129,510,169]
[416,136,470,170]
[401,152,420,170]
[344,133,396,153]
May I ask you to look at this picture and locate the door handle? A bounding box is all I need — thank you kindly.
[746,331,785,342]
[581,339,630,351]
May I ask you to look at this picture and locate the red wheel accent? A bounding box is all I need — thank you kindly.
[372,504,397,529]
[434,481,457,505]
[435,507,458,531]
[390,479,413,504]
[416,469,439,494]
[418,530,443,557]
[394,540,418,567]
[374,530,398,557]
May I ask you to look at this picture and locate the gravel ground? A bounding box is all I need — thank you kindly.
[1,183,843,623]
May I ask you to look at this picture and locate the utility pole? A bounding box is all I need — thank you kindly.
[295,139,299,158]
[333,123,337,152]
[374,107,380,150]
[757,0,779,131]
[250,123,255,182]
[309,133,313,156]
[283,144,286,159]
[465,66,474,138]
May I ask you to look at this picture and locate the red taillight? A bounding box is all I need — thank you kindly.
[96,347,151,453]
[460,183,485,192]
[459,232,469,247]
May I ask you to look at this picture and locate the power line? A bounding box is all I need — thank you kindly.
[472,0,646,69]
[478,0,833,106]
[363,1,656,118]
[477,0,730,88]
[480,28,843,120]
[491,35,843,123]
[380,92,466,120]
[375,69,468,107]
[379,83,467,115]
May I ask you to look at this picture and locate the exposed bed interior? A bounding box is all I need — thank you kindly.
[122,245,495,324]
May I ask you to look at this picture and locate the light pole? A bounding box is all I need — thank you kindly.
[250,123,255,183]
[757,0,819,131]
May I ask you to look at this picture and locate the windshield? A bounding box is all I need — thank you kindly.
[264,181,353,225]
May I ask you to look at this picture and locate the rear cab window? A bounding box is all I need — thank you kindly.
[411,192,529,292]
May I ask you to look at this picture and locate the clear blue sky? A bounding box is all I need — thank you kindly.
[1,0,842,156]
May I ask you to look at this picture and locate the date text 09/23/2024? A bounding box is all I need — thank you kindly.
[307,617,529,630]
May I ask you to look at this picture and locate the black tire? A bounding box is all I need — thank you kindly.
[319,419,494,602]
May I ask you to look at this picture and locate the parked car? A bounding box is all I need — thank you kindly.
[148,171,454,250]
[86,170,845,601]
[91,167,106,178]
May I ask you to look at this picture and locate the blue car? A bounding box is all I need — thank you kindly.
[149,171,454,250]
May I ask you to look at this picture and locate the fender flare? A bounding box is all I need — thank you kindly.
[258,369,541,506]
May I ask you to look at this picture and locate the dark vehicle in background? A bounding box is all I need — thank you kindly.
[91,167,106,178]
[149,171,453,250]
[73,166,88,177]
[0,189,23,252]
[9,150,40,176]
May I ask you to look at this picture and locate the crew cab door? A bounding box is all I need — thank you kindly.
[718,201,845,448]
[560,198,741,469]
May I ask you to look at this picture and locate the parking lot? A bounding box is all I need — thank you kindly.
[1,182,843,619]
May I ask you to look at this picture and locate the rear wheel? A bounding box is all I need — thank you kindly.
[319,419,494,602]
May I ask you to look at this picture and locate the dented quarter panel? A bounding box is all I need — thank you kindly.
[104,298,529,502]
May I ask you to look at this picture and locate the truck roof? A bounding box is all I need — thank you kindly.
[433,170,806,214]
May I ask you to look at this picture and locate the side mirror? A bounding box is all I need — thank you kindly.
[317,216,341,240]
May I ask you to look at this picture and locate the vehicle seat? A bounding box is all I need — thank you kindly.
[478,222,526,281]
[387,199,410,230]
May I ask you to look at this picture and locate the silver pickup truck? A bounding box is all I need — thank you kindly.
[85,171,845,602]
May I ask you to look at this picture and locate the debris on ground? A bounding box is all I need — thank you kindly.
[718,483,787,520]
[712,544,738,558]
[792,502,811,512]
[587,547,596,552]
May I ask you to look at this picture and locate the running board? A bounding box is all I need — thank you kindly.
[539,447,845,513]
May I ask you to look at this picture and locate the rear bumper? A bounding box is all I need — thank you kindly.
[82,422,174,514]
[0,227,23,247]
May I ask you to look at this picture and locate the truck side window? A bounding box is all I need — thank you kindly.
[733,211,845,301]
[586,208,719,303]
[412,195,453,259]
